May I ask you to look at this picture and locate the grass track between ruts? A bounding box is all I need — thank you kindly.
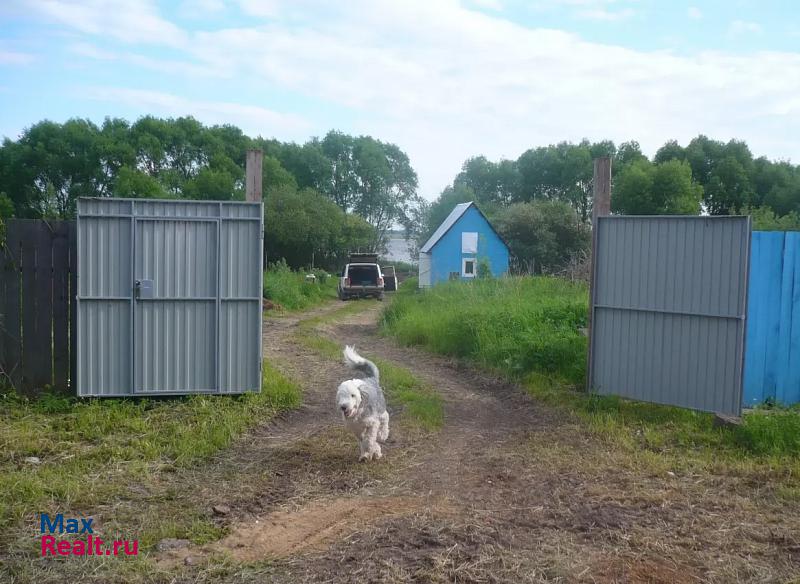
[381,276,800,475]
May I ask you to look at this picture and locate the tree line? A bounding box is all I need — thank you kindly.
[2,117,799,274]
[0,117,419,271]
[419,137,800,274]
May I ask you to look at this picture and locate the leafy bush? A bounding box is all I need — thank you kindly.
[743,205,800,231]
[263,260,337,311]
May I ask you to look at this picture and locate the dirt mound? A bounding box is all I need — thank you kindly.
[158,496,421,566]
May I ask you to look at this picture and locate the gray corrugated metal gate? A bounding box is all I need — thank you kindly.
[76,198,263,397]
[588,216,751,416]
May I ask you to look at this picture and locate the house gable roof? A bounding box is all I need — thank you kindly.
[420,201,507,253]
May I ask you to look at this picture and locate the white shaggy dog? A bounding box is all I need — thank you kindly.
[336,346,390,461]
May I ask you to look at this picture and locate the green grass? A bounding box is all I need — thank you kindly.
[383,276,588,384]
[0,362,300,536]
[292,301,444,430]
[382,276,800,463]
[373,358,443,430]
[263,262,338,311]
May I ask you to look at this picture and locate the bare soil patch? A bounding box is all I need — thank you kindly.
[159,495,434,566]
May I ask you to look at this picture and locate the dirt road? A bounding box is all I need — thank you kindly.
[162,301,800,583]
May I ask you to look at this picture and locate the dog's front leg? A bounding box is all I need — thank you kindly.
[358,428,370,462]
[365,422,382,460]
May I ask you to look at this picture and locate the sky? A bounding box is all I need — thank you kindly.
[1,0,799,200]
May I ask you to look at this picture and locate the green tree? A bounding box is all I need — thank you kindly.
[114,167,166,199]
[262,155,298,192]
[182,167,236,201]
[321,130,358,210]
[612,159,655,214]
[493,200,590,274]
[615,141,647,167]
[516,141,596,221]
[704,156,754,214]
[0,192,14,218]
[351,136,419,248]
[420,183,476,245]
[613,159,702,215]
[653,139,685,164]
[275,141,332,193]
[652,160,704,214]
[264,185,373,270]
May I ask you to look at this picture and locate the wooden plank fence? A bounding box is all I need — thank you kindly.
[0,219,76,395]
[744,231,800,406]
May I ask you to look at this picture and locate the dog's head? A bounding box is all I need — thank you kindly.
[336,379,364,419]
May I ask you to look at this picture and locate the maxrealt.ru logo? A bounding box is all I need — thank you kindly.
[40,513,138,557]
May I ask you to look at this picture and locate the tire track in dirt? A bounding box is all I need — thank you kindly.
[322,304,564,501]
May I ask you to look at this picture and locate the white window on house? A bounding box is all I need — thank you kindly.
[462,258,476,278]
[462,232,478,254]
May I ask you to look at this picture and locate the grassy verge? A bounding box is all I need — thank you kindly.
[381,276,800,468]
[293,301,444,430]
[0,362,300,540]
[383,276,587,384]
[263,261,337,311]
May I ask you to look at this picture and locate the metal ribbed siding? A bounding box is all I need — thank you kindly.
[76,198,263,397]
[589,216,751,416]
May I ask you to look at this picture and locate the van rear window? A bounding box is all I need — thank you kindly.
[347,265,379,285]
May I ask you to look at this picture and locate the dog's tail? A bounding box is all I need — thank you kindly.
[343,345,379,382]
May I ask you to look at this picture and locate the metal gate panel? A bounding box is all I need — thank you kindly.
[219,218,262,392]
[76,215,133,396]
[76,198,263,397]
[589,216,751,416]
[133,218,218,394]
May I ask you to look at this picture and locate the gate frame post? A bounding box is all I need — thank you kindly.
[246,149,263,203]
[586,156,611,392]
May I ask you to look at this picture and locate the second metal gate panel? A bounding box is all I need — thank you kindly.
[589,216,751,416]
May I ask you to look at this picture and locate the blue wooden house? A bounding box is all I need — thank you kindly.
[418,202,509,287]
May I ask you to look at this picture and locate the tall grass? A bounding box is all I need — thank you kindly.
[263,261,338,311]
[382,276,800,461]
[382,276,588,384]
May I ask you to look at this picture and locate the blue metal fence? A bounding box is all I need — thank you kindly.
[744,231,800,406]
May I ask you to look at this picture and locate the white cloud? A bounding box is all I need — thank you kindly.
[20,0,800,199]
[236,0,284,17]
[82,87,313,139]
[469,0,503,11]
[687,6,702,20]
[67,41,226,78]
[728,20,763,36]
[179,0,227,17]
[30,0,188,47]
[181,1,800,196]
[0,50,34,65]
[539,0,636,21]
[68,42,116,60]
[574,7,634,21]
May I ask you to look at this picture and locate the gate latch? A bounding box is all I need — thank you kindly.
[135,279,154,299]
